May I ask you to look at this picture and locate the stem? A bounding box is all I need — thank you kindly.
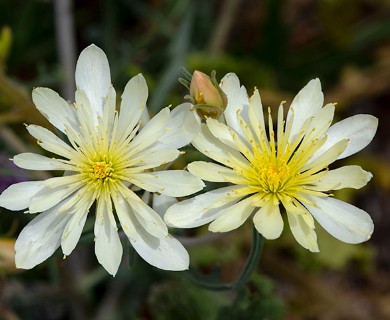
[187,227,265,291]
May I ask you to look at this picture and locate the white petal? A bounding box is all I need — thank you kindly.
[29,179,82,213]
[192,123,248,168]
[32,88,77,133]
[208,196,255,232]
[13,153,65,170]
[131,170,204,197]
[308,103,335,139]
[286,210,319,252]
[117,74,148,138]
[253,201,284,240]
[305,197,374,244]
[132,148,180,170]
[165,186,246,228]
[94,206,123,276]
[61,204,90,256]
[187,161,235,182]
[15,206,71,269]
[206,118,236,149]
[27,125,75,159]
[155,103,201,149]
[219,73,249,138]
[130,225,189,271]
[111,193,138,241]
[75,44,111,119]
[315,114,378,160]
[248,88,266,141]
[129,107,170,153]
[120,188,168,238]
[286,78,324,142]
[152,193,178,217]
[314,165,373,191]
[0,181,44,211]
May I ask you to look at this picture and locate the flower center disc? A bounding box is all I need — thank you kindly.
[91,161,113,180]
[253,159,290,193]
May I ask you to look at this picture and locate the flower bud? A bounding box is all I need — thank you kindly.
[189,70,227,119]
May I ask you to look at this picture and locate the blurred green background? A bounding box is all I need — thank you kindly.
[0,0,389,319]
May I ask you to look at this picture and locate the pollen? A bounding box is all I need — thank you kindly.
[91,160,114,180]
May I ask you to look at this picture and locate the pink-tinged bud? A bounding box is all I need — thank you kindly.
[189,70,227,119]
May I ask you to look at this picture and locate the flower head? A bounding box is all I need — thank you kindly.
[0,45,204,275]
[165,74,378,252]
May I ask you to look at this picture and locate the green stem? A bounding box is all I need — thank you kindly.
[187,227,265,291]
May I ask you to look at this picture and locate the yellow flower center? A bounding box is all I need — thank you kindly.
[90,160,113,180]
[253,158,290,193]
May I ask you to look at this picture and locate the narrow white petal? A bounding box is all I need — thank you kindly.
[61,203,90,256]
[314,165,373,191]
[192,123,248,168]
[219,73,249,138]
[29,180,82,213]
[118,188,168,238]
[13,153,66,170]
[131,170,204,197]
[131,148,180,170]
[206,118,236,149]
[15,206,71,269]
[111,194,138,241]
[117,74,148,138]
[165,186,246,228]
[208,196,255,232]
[32,88,77,133]
[152,193,178,217]
[308,103,335,139]
[129,107,170,152]
[253,201,284,240]
[187,161,235,182]
[130,223,189,271]
[155,103,201,149]
[0,181,44,211]
[305,197,374,244]
[314,114,378,160]
[94,214,123,276]
[286,210,319,252]
[286,78,324,142]
[27,125,75,159]
[75,44,111,119]
[248,88,266,140]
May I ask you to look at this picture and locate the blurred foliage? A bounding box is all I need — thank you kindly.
[0,0,389,319]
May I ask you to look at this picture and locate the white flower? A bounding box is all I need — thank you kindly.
[0,44,204,275]
[165,74,378,252]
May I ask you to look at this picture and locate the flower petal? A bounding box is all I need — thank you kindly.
[165,186,246,228]
[111,193,138,241]
[187,161,235,182]
[219,73,249,138]
[192,123,248,168]
[130,223,189,271]
[13,153,66,171]
[15,206,71,269]
[75,44,111,119]
[130,170,204,197]
[305,197,374,244]
[32,88,77,133]
[155,103,201,149]
[315,114,378,160]
[152,193,178,217]
[286,78,324,142]
[313,165,373,191]
[286,210,319,252]
[27,125,76,159]
[253,201,284,240]
[94,198,123,276]
[0,181,44,211]
[117,73,148,138]
[208,196,255,232]
[61,197,92,256]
